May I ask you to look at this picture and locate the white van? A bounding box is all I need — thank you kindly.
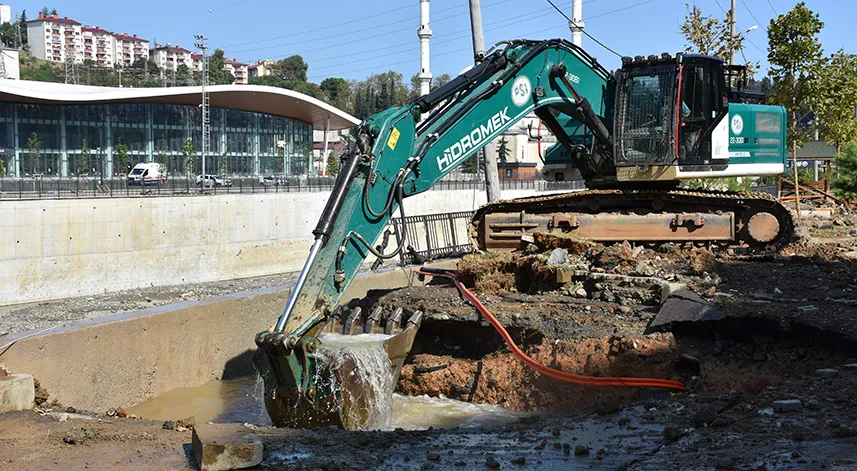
[127,163,167,186]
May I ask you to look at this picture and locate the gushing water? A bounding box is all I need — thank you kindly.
[314,333,395,430]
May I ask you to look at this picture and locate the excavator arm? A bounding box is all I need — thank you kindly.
[254,39,616,429]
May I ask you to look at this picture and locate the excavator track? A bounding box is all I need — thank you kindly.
[470,189,795,253]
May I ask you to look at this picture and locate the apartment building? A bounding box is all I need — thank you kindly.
[113,32,148,67]
[81,26,116,68]
[225,58,248,84]
[150,44,193,72]
[27,13,83,63]
[248,60,276,79]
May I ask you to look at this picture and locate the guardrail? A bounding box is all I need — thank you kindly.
[0,175,585,200]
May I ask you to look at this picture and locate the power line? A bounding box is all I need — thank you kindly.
[765,0,777,15]
[739,0,767,32]
[545,0,637,57]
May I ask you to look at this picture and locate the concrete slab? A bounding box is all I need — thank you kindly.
[0,373,35,414]
[192,423,263,471]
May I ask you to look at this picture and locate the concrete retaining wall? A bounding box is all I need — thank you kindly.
[0,189,541,305]
[0,266,435,411]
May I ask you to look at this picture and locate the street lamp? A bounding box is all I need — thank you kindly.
[194,34,209,180]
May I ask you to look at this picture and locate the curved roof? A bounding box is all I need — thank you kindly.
[0,81,360,130]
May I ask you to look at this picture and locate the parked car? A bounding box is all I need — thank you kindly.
[127,163,167,186]
[258,175,282,186]
[196,174,232,187]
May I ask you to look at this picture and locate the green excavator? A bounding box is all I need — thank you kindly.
[254,39,794,429]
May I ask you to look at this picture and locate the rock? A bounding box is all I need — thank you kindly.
[843,363,857,371]
[0,374,35,413]
[454,461,466,467]
[663,427,682,442]
[427,452,440,461]
[511,456,526,466]
[574,287,588,298]
[772,399,803,413]
[711,417,728,427]
[618,306,633,314]
[617,417,630,426]
[574,445,590,456]
[485,455,501,468]
[114,407,127,418]
[815,368,838,378]
[106,408,116,417]
[177,416,196,428]
[192,423,263,471]
[551,427,561,436]
[547,248,568,265]
[693,408,718,427]
[562,443,571,456]
[635,261,657,277]
[658,242,678,254]
[675,354,701,374]
[162,420,177,430]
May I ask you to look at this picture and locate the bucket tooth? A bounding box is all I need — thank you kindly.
[385,307,403,335]
[407,310,424,329]
[343,306,362,335]
[322,306,344,333]
[365,306,383,334]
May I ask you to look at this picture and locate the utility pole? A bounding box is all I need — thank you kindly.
[569,0,585,47]
[0,50,7,80]
[469,0,500,202]
[729,0,737,66]
[195,35,210,179]
[418,0,432,96]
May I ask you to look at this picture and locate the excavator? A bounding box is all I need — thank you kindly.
[254,39,794,429]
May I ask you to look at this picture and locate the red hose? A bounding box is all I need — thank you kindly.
[415,270,685,391]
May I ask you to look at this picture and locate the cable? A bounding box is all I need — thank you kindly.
[414,269,686,390]
[545,0,625,57]
[739,0,767,32]
[765,0,777,15]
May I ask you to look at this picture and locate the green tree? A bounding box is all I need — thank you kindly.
[175,64,191,85]
[157,135,168,172]
[0,158,5,178]
[816,52,857,151]
[274,55,308,83]
[680,4,758,77]
[497,137,511,163]
[114,139,130,174]
[79,138,90,175]
[0,22,17,47]
[218,151,229,175]
[181,138,196,176]
[18,10,28,49]
[320,77,352,112]
[352,71,408,119]
[431,73,451,91]
[767,2,825,210]
[208,49,235,85]
[26,132,41,175]
[326,150,340,175]
[834,142,857,201]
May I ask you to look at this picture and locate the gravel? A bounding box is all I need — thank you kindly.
[0,272,300,335]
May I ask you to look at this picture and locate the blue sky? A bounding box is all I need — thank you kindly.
[22,0,854,83]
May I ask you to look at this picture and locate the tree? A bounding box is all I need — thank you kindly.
[208,49,235,85]
[21,62,62,82]
[834,143,857,201]
[218,151,229,175]
[18,10,28,49]
[39,7,50,16]
[497,137,511,163]
[0,22,17,47]
[680,4,758,77]
[79,138,90,175]
[767,2,825,215]
[157,135,168,173]
[114,139,130,175]
[320,77,352,112]
[175,64,191,85]
[352,71,408,119]
[326,150,340,175]
[431,73,451,91]
[181,138,196,176]
[26,132,41,175]
[0,158,5,178]
[816,52,857,151]
[274,55,308,83]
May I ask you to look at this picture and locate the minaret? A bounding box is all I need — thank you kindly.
[418,0,432,96]
[569,0,584,47]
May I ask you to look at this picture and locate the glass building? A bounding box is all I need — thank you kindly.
[0,82,359,177]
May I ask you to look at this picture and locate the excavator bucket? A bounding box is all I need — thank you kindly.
[254,306,423,430]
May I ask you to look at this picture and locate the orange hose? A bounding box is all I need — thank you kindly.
[415,270,685,391]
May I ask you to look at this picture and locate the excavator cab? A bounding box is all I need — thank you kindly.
[614,53,731,177]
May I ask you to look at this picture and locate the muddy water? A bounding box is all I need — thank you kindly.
[128,376,523,430]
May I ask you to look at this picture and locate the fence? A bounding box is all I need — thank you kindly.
[0,175,585,200]
[371,210,476,269]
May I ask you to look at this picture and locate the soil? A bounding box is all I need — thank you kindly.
[4,211,857,470]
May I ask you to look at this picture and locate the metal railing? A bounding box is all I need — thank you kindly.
[373,210,476,268]
[0,175,585,200]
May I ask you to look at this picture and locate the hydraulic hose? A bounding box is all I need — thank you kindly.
[414,269,685,391]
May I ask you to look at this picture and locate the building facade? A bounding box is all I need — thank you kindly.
[0,4,11,25]
[81,26,116,68]
[150,45,193,72]
[112,32,148,68]
[0,81,359,177]
[27,13,83,63]
[248,60,276,79]
[224,59,248,84]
